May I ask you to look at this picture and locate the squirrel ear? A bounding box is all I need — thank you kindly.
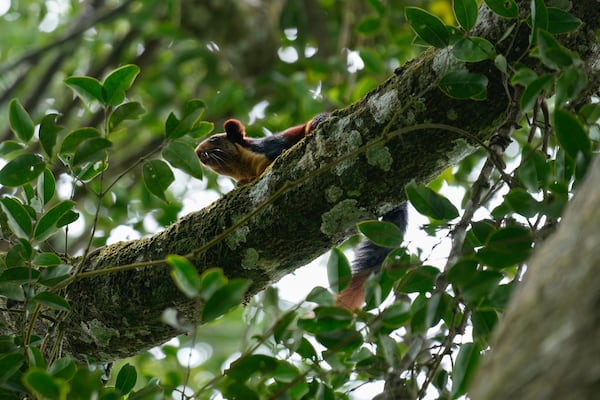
[224,119,246,143]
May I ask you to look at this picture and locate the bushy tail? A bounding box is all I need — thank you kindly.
[337,204,408,309]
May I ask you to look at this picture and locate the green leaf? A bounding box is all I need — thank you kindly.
[519,74,553,112]
[397,265,440,294]
[327,248,352,293]
[201,279,251,323]
[38,168,56,205]
[189,121,215,139]
[316,328,363,351]
[0,353,24,384]
[9,99,34,143]
[103,64,140,106]
[477,226,532,268]
[27,346,46,369]
[555,66,587,108]
[108,101,145,131]
[199,268,228,300]
[483,0,518,19]
[381,302,411,328]
[167,255,201,298]
[517,144,549,191]
[23,368,64,399]
[405,7,449,48]
[0,154,45,187]
[547,7,583,34]
[48,357,76,381]
[0,197,33,238]
[359,49,385,74]
[357,220,404,248]
[34,200,76,241]
[439,70,488,99]
[39,113,62,158]
[357,16,381,35]
[142,159,174,202]
[65,76,105,104]
[38,265,73,286]
[470,220,497,245]
[166,99,206,139]
[535,29,576,69]
[453,0,478,31]
[554,108,590,160]
[453,37,496,62]
[406,181,459,220]
[115,363,137,395]
[71,137,112,166]
[32,291,71,311]
[0,140,24,156]
[59,127,102,161]
[56,210,79,228]
[33,252,62,266]
[504,188,540,218]
[451,343,480,398]
[162,140,204,180]
[531,0,549,37]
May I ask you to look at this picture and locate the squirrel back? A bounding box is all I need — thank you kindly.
[196,114,406,309]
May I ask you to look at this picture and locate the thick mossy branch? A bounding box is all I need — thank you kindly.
[1,1,596,362]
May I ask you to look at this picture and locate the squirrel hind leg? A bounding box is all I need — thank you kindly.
[336,274,368,310]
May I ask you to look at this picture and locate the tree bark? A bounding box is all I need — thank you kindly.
[1,0,599,362]
[470,155,600,400]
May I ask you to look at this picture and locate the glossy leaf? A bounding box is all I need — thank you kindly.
[108,101,145,131]
[406,181,459,220]
[451,342,480,398]
[33,252,62,266]
[39,113,62,158]
[531,0,548,36]
[327,248,352,293]
[32,291,71,311]
[34,200,76,241]
[103,64,140,106]
[453,0,478,31]
[9,99,34,143]
[38,265,73,286]
[483,0,518,18]
[115,363,137,394]
[554,108,591,160]
[0,154,45,187]
[201,279,251,323]
[0,140,24,156]
[519,74,553,112]
[504,189,540,218]
[142,159,174,202]
[397,265,440,294]
[439,70,488,100]
[0,197,32,238]
[405,7,449,48]
[470,220,497,245]
[59,128,102,158]
[315,328,363,351]
[65,76,104,104]
[453,37,496,62]
[477,226,532,268]
[547,7,583,34]
[357,220,404,248]
[167,255,201,298]
[166,99,206,139]
[162,140,204,180]
[555,66,587,108]
[535,29,576,69]
[38,168,56,205]
[381,302,411,328]
[0,353,25,384]
[517,145,549,191]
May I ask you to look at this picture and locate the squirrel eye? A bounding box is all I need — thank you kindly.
[209,137,220,144]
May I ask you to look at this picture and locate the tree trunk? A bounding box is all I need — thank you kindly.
[1,0,598,362]
[470,155,600,400]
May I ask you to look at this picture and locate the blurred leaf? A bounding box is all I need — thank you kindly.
[103,64,141,106]
[453,0,478,31]
[115,363,137,395]
[33,252,62,266]
[32,291,71,311]
[470,220,497,245]
[439,70,488,99]
[453,37,496,62]
[547,7,582,34]
[39,114,62,158]
[0,197,33,238]
[405,7,449,48]
[27,347,46,369]
[142,159,174,202]
[316,328,363,351]
[477,226,532,268]
[23,368,64,399]
[201,279,251,323]
[381,302,411,328]
[504,188,540,218]
[483,0,518,18]
[520,74,553,112]
[357,220,404,247]
[0,154,45,187]
[531,0,548,36]
[34,200,76,242]
[109,101,145,131]
[451,342,480,398]
[535,29,576,69]
[39,265,73,286]
[227,354,277,381]
[199,268,228,300]
[357,17,381,35]
[518,145,549,191]
[0,140,24,156]
[406,181,459,220]
[555,66,587,108]
[0,353,24,384]
[9,99,34,143]
[359,49,385,73]
[65,76,104,105]
[48,357,76,381]
[162,140,204,180]
[397,265,440,294]
[167,255,201,298]
[327,248,351,293]
[72,138,112,166]
[554,108,591,160]
[166,99,206,139]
